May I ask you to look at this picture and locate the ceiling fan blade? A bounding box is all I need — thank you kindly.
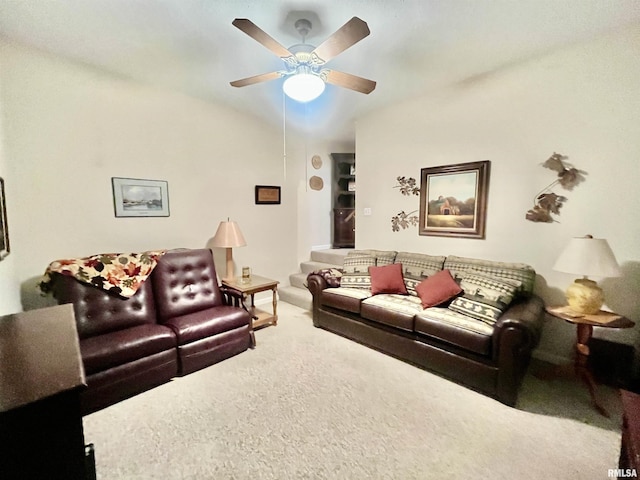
[230,71,282,88]
[323,70,376,94]
[232,18,293,59]
[312,17,370,63]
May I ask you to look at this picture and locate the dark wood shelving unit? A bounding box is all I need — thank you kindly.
[332,153,355,248]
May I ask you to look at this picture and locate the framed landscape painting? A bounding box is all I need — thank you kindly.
[418,161,491,239]
[112,177,170,217]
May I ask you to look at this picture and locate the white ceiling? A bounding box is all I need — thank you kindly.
[1,1,639,144]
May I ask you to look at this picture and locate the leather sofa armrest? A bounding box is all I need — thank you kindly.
[306,274,328,326]
[492,294,545,355]
[306,273,328,296]
[491,294,545,406]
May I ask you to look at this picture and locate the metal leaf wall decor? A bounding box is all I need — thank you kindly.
[526,152,586,223]
[391,176,419,232]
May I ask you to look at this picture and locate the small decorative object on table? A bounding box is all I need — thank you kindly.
[241,266,251,284]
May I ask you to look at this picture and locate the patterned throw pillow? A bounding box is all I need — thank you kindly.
[448,272,521,325]
[443,255,536,295]
[415,269,462,308]
[341,254,376,289]
[395,252,446,296]
[368,263,408,295]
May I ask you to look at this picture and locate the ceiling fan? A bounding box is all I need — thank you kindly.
[230,16,376,102]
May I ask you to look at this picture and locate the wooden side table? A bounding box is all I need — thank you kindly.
[222,275,279,330]
[545,305,635,417]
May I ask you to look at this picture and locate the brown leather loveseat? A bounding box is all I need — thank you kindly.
[48,248,253,415]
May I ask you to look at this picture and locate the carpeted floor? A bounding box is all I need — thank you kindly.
[83,302,623,479]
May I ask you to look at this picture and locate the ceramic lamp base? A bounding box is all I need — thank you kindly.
[566,278,604,315]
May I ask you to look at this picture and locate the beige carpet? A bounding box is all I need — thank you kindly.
[83,302,623,479]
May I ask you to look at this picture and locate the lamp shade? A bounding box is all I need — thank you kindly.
[211,220,246,248]
[283,73,325,103]
[552,235,621,278]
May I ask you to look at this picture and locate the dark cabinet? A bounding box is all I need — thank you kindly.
[0,304,95,480]
[332,153,355,248]
[333,208,355,248]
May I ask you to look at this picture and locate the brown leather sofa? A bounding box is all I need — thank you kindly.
[50,248,253,415]
[307,250,545,406]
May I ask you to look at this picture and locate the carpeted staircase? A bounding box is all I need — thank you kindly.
[278,249,351,310]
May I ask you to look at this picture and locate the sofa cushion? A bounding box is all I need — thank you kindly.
[369,263,408,295]
[395,252,446,296]
[415,269,462,308]
[341,252,376,289]
[51,273,158,339]
[448,273,520,325]
[162,305,250,345]
[443,255,536,295]
[81,324,177,375]
[152,249,224,321]
[415,307,493,355]
[361,294,422,331]
[366,250,398,266]
[321,287,372,314]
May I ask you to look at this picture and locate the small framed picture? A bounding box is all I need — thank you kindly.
[255,185,281,205]
[0,178,9,260]
[112,177,170,217]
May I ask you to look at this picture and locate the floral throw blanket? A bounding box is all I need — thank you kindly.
[38,250,167,298]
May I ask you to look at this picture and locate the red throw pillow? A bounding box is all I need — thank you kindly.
[415,269,462,308]
[368,263,408,295]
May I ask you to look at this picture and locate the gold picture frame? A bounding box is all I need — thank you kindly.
[418,161,491,239]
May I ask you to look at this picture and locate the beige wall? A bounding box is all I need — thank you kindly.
[2,24,639,366]
[0,39,313,313]
[0,67,21,313]
[356,25,640,363]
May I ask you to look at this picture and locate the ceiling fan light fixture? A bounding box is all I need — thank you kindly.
[283,72,325,103]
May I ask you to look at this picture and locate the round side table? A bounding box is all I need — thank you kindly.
[545,306,635,417]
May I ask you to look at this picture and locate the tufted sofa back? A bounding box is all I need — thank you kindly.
[151,248,223,321]
[51,273,157,340]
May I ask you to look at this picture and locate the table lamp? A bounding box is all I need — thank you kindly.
[211,219,246,281]
[552,235,621,314]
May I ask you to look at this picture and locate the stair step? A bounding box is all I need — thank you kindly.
[300,261,341,274]
[289,272,308,289]
[310,248,351,266]
[279,285,312,311]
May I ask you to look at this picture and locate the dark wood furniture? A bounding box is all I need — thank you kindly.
[333,207,355,248]
[0,304,95,480]
[620,389,640,472]
[544,306,635,417]
[332,152,355,247]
